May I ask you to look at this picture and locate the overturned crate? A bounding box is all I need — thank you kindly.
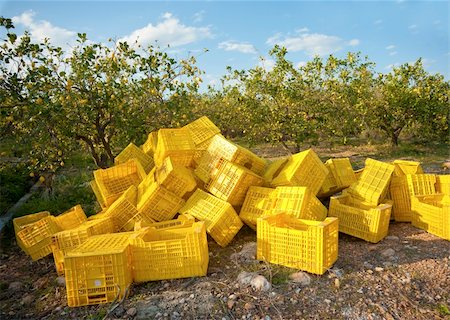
[329,194,392,243]
[13,211,50,252]
[257,213,338,275]
[52,217,116,275]
[155,157,197,198]
[392,160,423,176]
[115,142,155,174]
[54,205,87,231]
[184,116,221,147]
[239,186,277,230]
[154,128,196,167]
[180,189,243,247]
[318,158,356,198]
[270,149,328,195]
[93,159,146,207]
[141,131,158,158]
[104,186,140,231]
[411,194,450,240]
[129,221,209,282]
[436,175,450,196]
[65,232,133,307]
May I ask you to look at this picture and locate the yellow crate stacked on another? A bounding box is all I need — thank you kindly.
[436,175,450,195]
[90,180,107,209]
[115,142,155,174]
[137,182,185,222]
[392,160,423,176]
[195,135,267,183]
[154,128,196,167]
[155,157,197,198]
[15,215,61,260]
[52,217,116,275]
[390,174,437,222]
[65,232,133,307]
[205,158,264,206]
[354,168,364,181]
[239,186,277,230]
[129,221,209,282]
[184,116,221,147]
[13,211,50,252]
[133,214,195,231]
[104,186,140,231]
[257,213,338,275]
[262,158,289,185]
[141,131,158,157]
[411,194,450,240]
[270,149,328,195]
[93,159,146,207]
[180,189,243,247]
[54,205,87,231]
[318,158,356,197]
[329,194,392,243]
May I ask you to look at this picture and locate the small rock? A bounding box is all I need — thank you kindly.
[244,302,255,310]
[237,271,255,286]
[381,248,396,258]
[163,283,170,289]
[21,294,34,305]
[329,268,344,278]
[228,294,237,300]
[385,236,399,241]
[367,270,373,274]
[8,281,23,292]
[264,316,271,320]
[172,311,180,317]
[251,275,271,292]
[289,272,311,286]
[324,299,331,304]
[231,242,257,263]
[227,300,235,309]
[295,288,301,294]
[179,298,185,304]
[334,279,340,289]
[55,276,66,287]
[127,307,137,317]
[189,294,195,299]
[357,288,364,294]
[54,306,62,313]
[383,262,393,268]
[375,267,384,272]
[363,262,374,269]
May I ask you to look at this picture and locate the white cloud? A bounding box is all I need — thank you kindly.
[193,10,205,23]
[296,61,307,68]
[386,44,396,50]
[266,30,358,56]
[408,24,417,29]
[12,10,76,48]
[259,57,275,71]
[348,39,360,46]
[297,27,309,33]
[119,12,212,48]
[374,19,383,25]
[385,63,400,70]
[218,41,257,54]
[389,51,398,56]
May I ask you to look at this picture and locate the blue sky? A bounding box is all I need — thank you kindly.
[1,1,448,88]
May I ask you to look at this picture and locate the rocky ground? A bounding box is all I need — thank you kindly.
[0,222,449,320]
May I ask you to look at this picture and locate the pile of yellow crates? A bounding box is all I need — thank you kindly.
[13,116,449,307]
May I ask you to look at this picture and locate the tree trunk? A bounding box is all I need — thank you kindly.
[390,127,403,146]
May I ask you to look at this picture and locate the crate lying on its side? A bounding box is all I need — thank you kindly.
[54,205,87,231]
[115,142,155,174]
[329,194,392,243]
[104,186,139,231]
[180,189,243,247]
[64,232,133,307]
[436,175,450,196]
[392,160,423,177]
[183,116,221,147]
[13,211,51,252]
[239,186,277,230]
[411,194,450,240]
[155,157,197,198]
[257,213,338,275]
[318,158,356,198]
[141,131,158,158]
[51,217,116,275]
[130,221,209,282]
[153,128,196,168]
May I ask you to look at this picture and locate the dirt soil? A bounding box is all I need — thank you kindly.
[0,148,449,320]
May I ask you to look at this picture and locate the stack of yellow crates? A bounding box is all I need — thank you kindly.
[318,158,357,198]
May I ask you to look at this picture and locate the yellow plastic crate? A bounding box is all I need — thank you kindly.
[154,128,196,167]
[104,186,139,230]
[90,180,107,209]
[257,213,338,275]
[272,187,327,221]
[239,186,277,230]
[155,157,197,198]
[65,232,133,307]
[319,158,356,197]
[115,142,155,174]
[270,149,329,195]
[16,216,61,260]
[93,159,146,206]
[133,214,195,231]
[137,183,185,222]
[183,116,221,146]
[13,211,50,252]
[192,135,216,166]
[52,217,116,275]
[436,175,450,196]
[390,174,437,222]
[329,194,392,243]
[262,158,289,184]
[346,158,395,206]
[411,194,450,240]
[55,205,87,231]
[121,212,156,232]
[392,160,423,176]
[137,167,157,200]
[195,135,267,183]
[180,189,243,247]
[141,131,158,157]
[354,168,364,181]
[205,158,264,206]
[129,221,209,282]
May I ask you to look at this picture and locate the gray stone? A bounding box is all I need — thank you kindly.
[136,304,160,319]
[237,271,255,286]
[228,294,237,300]
[385,235,399,241]
[363,262,373,269]
[21,294,34,305]
[8,281,23,292]
[250,275,271,291]
[55,276,66,287]
[112,306,125,318]
[375,267,384,272]
[381,248,396,258]
[231,242,257,263]
[289,271,311,286]
[324,299,331,304]
[127,307,137,317]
